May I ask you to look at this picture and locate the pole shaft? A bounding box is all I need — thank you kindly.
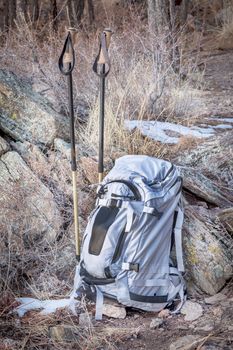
[68,74,77,172]
[72,170,80,261]
[67,72,80,261]
[98,64,105,181]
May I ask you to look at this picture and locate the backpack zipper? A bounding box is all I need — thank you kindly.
[98,179,141,201]
[148,164,174,186]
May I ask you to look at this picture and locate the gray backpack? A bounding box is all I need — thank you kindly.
[76,155,186,319]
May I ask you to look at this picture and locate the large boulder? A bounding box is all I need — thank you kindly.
[176,131,233,191]
[183,205,233,295]
[0,69,69,145]
[180,166,233,207]
[174,132,233,294]
[0,151,61,242]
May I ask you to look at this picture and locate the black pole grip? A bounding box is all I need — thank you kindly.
[93,30,111,77]
[59,32,75,76]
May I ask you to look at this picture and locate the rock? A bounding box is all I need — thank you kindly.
[49,325,79,342]
[79,312,93,327]
[0,151,61,241]
[11,140,48,171]
[158,309,170,318]
[217,208,233,234]
[179,166,233,207]
[80,157,98,184]
[212,306,223,318]
[78,189,96,218]
[0,69,69,145]
[196,323,214,332]
[46,150,84,198]
[175,131,233,192]
[149,318,164,329]
[169,335,203,350]
[0,135,10,156]
[102,304,126,319]
[54,138,78,160]
[181,301,203,321]
[204,293,227,305]
[183,205,233,295]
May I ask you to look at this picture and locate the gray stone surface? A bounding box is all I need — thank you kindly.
[0,69,69,145]
[183,205,233,295]
[150,317,164,329]
[49,325,79,342]
[169,335,203,350]
[181,301,203,322]
[54,138,72,159]
[175,131,233,192]
[180,166,233,207]
[0,151,61,241]
[102,304,126,319]
[204,293,227,305]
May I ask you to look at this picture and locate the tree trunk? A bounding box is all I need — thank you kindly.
[147,0,169,35]
[147,0,156,34]
[67,0,85,27]
[180,0,188,25]
[17,0,27,20]
[8,0,17,27]
[28,0,39,22]
[0,0,8,30]
[51,0,58,31]
[87,0,94,25]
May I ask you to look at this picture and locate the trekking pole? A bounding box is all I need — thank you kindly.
[93,29,112,182]
[58,28,80,262]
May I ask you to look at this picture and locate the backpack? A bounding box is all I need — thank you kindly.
[75,155,186,319]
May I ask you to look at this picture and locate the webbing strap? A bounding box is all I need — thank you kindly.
[95,286,104,320]
[174,206,185,272]
[168,266,186,313]
[143,206,163,218]
[133,278,169,287]
[125,205,134,232]
[96,198,127,208]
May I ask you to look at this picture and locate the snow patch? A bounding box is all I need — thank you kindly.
[208,117,233,123]
[15,266,82,317]
[15,297,79,317]
[125,120,215,144]
[212,124,233,129]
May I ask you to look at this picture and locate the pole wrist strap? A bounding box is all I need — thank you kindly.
[93,32,111,77]
[59,31,75,75]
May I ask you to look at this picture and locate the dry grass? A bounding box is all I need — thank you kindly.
[211,2,233,49]
[0,11,204,160]
[0,291,138,350]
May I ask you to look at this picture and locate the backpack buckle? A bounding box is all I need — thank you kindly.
[107,198,122,208]
[122,262,139,272]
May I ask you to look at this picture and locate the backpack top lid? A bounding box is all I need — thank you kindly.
[104,155,174,185]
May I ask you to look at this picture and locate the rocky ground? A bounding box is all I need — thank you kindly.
[0,29,233,350]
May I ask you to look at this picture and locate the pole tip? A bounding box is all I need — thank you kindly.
[76,254,81,262]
